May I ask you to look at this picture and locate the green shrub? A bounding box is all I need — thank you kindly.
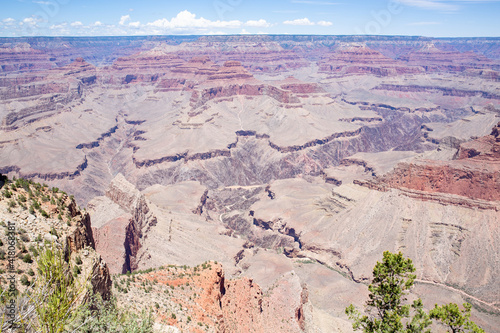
[73,293,154,333]
[23,253,33,263]
[20,274,30,286]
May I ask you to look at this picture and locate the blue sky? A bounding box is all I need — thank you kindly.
[1,0,499,37]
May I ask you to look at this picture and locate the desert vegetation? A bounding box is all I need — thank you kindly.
[0,176,155,332]
[346,251,484,333]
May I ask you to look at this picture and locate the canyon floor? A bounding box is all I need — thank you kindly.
[0,35,499,332]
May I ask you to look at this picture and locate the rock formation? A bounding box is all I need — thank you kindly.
[113,262,309,332]
[370,122,500,203]
[0,177,112,300]
[1,35,500,332]
[318,43,422,76]
[89,173,157,274]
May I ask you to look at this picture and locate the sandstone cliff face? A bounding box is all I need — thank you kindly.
[189,83,299,109]
[0,178,112,300]
[110,47,185,73]
[0,43,55,73]
[318,43,422,77]
[90,173,157,274]
[398,43,499,73]
[114,262,308,333]
[372,122,500,204]
[375,161,500,202]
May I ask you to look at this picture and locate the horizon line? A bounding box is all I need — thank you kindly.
[1,34,500,39]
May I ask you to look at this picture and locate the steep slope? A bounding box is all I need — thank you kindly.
[369,122,500,202]
[0,176,112,299]
[113,262,310,333]
[318,43,423,77]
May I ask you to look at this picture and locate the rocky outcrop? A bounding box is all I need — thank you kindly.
[0,179,112,301]
[398,43,499,73]
[76,126,118,149]
[373,84,500,100]
[457,122,500,160]
[368,123,500,205]
[0,156,88,181]
[64,211,96,260]
[91,173,157,273]
[373,161,500,202]
[190,83,298,109]
[114,262,308,333]
[111,47,184,73]
[90,255,113,301]
[208,61,254,81]
[171,56,219,77]
[0,43,55,73]
[318,43,422,76]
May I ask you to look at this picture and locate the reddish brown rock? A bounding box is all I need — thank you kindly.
[207,61,254,82]
[171,56,219,77]
[114,262,307,333]
[279,76,324,94]
[92,214,131,274]
[90,173,157,274]
[0,43,55,73]
[319,43,422,76]
[374,123,500,203]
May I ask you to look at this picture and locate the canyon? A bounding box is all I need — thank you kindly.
[0,35,499,332]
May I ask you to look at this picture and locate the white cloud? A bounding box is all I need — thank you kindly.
[240,29,251,34]
[119,15,130,26]
[318,20,333,26]
[245,19,272,28]
[22,17,39,25]
[32,1,52,4]
[129,21,141,28]
[50,23,67,29]
[147,10,241,30]
[283,18,315,25]
[70,21,83,27]
[93,21,103,26]
[3,18,16,25]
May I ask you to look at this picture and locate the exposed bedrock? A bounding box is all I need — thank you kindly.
[190,83,300,109]
[368,122,500,203]
[136,112,426,191]
[89,173,157,274]
[2,86,83,128]
[0,155,88,181]
[373,84,500,101]
[376,162,500,202]
[318,44,423,77]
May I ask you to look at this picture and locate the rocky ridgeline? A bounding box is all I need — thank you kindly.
[89,173,157,274]
[318,43,423,76]
[0,43,56,73]
[398,43,500,73]
[112,261,309,333]
[362,122,500,206]
[0,176,111,299]
[0,57,97,129]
